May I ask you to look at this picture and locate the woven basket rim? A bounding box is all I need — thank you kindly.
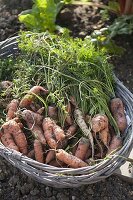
[0,36,133,187]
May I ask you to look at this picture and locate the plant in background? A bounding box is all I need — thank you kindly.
[118,0,133,15]
[84,0,133,55]
[19,0,72,32]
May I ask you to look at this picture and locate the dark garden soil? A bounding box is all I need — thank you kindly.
[0,0,133,199]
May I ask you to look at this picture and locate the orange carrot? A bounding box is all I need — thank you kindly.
[45,150,55,164]
[42,118,57,148]
[1,132,19,152]
[91,114,109,133]
[17,122,24,129]
[71,144,78,155]
[99,127,111,148]
[70,138,79,155]
[21,109,43,125]
[107,135,122,155]
[48,105,58,120]
[27,149,35,158]
[84,147,92,160]
[66,124,78,139]
[65,102,73,125]
[6,99,19,121]
[42,117,54,132]
[43,129,57,149]
[13,117,20,123]
[37,107,45,115]
[19,86,48,108]
[56,149,88,168]
[34,139,44,163]
[53,124,66,143]
[0,127,5,138]
[75,137,90,160]
[49,159,65,167]
[2,120,28,155]
[30,103,40,112]
[110,98,127,133]
[74,107,94,158]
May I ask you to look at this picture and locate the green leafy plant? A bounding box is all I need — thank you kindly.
[19,0,71,32]
[108,15,133,38]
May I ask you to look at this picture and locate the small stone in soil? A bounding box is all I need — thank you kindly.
[30,188,40,196]
[9,175,19,187]
[56,192,69,200]
[45,186,53,197]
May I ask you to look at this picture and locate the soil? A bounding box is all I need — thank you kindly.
[0,0,133,200]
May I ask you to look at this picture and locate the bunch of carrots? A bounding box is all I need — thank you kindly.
[0,84,127,168]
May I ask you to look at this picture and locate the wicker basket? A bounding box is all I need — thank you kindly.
[0,36,133,188]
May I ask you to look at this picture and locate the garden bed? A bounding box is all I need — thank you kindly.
[0,0,133,199]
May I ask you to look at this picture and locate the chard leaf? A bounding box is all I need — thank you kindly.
[19,14,38,29]
[19,0,64,32]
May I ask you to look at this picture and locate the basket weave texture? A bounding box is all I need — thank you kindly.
[0,36,133,188]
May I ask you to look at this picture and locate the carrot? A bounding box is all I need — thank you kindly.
[94,135,104,158]
[43,130,57,149]
[75,137,90,160]
[27,149,35,158]
[65,102,73,125]
[110,98,127,133]
[34,139,44,163]
[45,150,55,164]
[107,135,122,155]
[71,144,78,155]
[66,124,78,139]
[42,118,57,149]
[19,86,48,108]
[30,103,40,112]
[53,124,66,143]
[13,117,20,123]
[91,114,109,133]
[0,130,3,139]
[48,105,58,120]
[1,132,19,152]
[84,147,92,160]
[17,122,24,129]
[37,107,45,115]
[2,120,28,155]
[99,127,111,148]
[74,108,94,158]
[56,149,88,168]
[49,159,65,167]
[70,138,79,155]
[28,123,46,145]
[42,117,54,132]
[6,99,19,121]
[21,109,43,125]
